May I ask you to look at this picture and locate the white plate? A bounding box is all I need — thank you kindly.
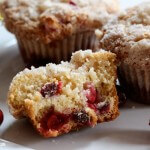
[0,0,150,150]
[0,139,34,150]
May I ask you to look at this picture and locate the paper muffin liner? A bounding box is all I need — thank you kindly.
[118,62,150,104]
[15,31,97,66]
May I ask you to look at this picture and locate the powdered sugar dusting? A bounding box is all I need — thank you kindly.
[99,2,150,68]
[1,0,118,28]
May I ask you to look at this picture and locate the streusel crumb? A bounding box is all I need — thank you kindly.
[0,0,119,43]
[98,2,150,69]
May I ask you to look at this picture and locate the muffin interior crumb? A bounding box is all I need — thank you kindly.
[8,50,118,137]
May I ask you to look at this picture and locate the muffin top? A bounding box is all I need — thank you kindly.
[98,2,150,69]
[0,0,119,43]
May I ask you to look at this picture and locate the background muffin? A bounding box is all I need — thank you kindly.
[97,2,150,104]
[0,0,119,66]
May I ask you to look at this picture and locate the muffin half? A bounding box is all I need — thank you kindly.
[8,50,119,137]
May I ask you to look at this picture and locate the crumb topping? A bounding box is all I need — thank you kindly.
[0,0,119,43]
[98,2,150,69]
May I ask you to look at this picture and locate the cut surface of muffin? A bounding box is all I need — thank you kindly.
[8,50,119,137]
[96,2,150,103]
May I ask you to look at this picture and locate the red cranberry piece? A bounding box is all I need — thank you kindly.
[57,81,63,94]
[47,114,59,130]
[40,107,70,131]
[69,0,76,6]
[47,113,68,130]
[41,82,57,97]
[40,107,54,130]
[73,111,90,125]
[98,103,110,114]
[84,82,96,103]
[88,104,97,112]
[0,109,3,125]
[41,81,62,98]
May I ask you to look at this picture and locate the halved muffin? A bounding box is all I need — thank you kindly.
[8,50,119,137]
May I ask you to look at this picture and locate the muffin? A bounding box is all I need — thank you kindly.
[8,50,119,137]
[97,2,150,104]
[0,0,119,66]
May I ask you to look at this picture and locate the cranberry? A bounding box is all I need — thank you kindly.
[47,113,69,130]
[0,109,3,125]
[40,81,62,98]
[47,114,59,130]
[57,81,63,94]
[69,0,76,6]
[40,107,70,131]
[73,111,90,125]
[98,103,110,114]
[88,103,97,112]
[116,85,127,107]
[84,82,96,103]
[83,82,110,115]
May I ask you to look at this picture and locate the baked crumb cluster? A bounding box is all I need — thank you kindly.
[8,50,118,137]
[0,0,119,43]
[98,2,150,69]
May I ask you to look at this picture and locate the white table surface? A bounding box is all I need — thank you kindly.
[0,0,150,150]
